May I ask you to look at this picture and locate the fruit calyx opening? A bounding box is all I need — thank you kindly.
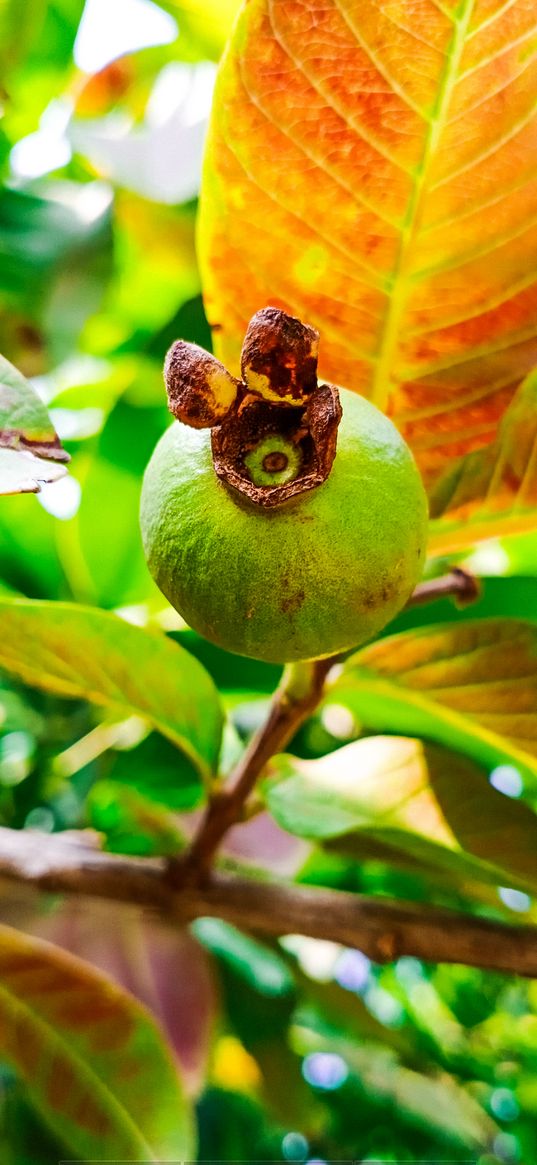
[164,307,342,508]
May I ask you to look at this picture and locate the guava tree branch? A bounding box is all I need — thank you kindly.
[173,657,334,885]
[0,826,536,978]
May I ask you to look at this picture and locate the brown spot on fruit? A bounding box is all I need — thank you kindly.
[281,588,306,616]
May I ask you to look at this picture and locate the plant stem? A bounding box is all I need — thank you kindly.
[1,827,537,978]
[172,657,335,887]
[407,567,479,608]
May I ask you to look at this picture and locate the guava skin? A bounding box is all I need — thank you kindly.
[140,387,428,663]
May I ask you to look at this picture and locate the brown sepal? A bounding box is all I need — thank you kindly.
[241,306,319,404]
[211,383,342,508]
[164,341,239,429]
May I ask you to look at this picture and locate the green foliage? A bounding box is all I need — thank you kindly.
[1,2,537,1163]
[0,598,223,778]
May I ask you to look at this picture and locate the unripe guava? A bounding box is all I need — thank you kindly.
[140,388,428,663]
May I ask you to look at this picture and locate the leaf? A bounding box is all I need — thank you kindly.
[0,599,223,779]
[0,448,67,496]
[0,184,113,362]
[329,618,537,780]
[88,779,186,856]
[429,367,537,555]
[105,730,204,812]
[0,923,195,1161]
[293,1024,496,1152]
[159,0,243,61]
[22,898,217,1098]
[0,0,46,76]
[0,355,68,462]
[199,0,537,488]
[193,918,295,998]
[0,355,69,496]
[264,736,537,895]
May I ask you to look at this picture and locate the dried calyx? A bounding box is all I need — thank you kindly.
[164,307,342,507]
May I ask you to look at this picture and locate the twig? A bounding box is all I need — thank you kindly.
[0,827,536,977]
[407,567,480,609]
[173,657,334,886]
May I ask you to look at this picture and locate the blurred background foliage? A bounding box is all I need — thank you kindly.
[1,2,537,1163]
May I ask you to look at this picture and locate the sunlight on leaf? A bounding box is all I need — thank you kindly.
[199,0,537,491]
[0,923,195,1160]
[264,736,537,897]
[0,599,223,778]
[0,448,67,496]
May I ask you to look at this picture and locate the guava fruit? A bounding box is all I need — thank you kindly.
[139,314,426,666]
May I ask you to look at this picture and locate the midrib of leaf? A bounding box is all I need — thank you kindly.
[370,0,476,409]
[0,980,157,1161]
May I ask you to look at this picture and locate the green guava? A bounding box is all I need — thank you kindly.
[140,387,428,663]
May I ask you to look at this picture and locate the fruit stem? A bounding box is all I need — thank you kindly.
[169,657,336,888]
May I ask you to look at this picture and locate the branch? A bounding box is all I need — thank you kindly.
[175,657,334,885]
[407,567,480,609]
[1,827,537,977]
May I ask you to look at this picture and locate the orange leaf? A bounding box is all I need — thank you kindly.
[199,0,537,487]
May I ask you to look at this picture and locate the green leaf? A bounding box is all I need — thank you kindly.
[0,599,223,779]
[1,3,84,150]
[193,919,294,998]
[329,619,537,781]
[0,1,47,76]
[0,0,84,80]
[293,1024,496,1153]
[429,369,537,556]
[264,736,537,896]
[0,185,113,361]
[0,923,195,1161]
[88,779,186,856]
[105,730,204,811]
